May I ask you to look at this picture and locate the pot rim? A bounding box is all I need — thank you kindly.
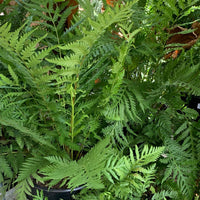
[34,183,84,193]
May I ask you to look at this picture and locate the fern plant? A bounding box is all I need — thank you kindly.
[0,1,155,199]
[1,0,200,199]
[120,0,200,199]
[42,142,164,200]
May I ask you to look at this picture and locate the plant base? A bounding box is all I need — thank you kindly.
[27,184,83,200]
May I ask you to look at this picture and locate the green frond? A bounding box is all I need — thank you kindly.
[178,6,200,20]
[0,23,12,47]
[15,177,33,200]
[60,41,90,56]
[152,190,178,200]
[41,137,113,190]
[102,122,128,145]
[89,42,116,59]
[0,74,13,86]
[14,156,52,200]
[134,145,165,166]
[102,145,164,199]
[123,90,139,122]
[0,156,13,180]
[57,6,76,31]
[21,34,48,61]
[9,23,26,48]
[160,120,199,199]
[0,115,54,149]
[1,92,25,100]
[79,56,110,91]
[77,0,100,20]
[7,65,19,85]
[15,29,36,54]
[27,47,54,68]
[90,2,134,31]
[0,22,11,35]
[46,54,81,69]
[22,0,79,47]
[16,157,48,182]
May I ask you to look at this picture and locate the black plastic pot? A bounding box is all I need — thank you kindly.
[187,95,200,121]
[188,95,200,114]
[27,183,83,200]
[182,94,200,120]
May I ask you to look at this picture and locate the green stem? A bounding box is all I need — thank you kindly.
[47,5,62,58]
[70,85,75,159]
[0,151,28,156]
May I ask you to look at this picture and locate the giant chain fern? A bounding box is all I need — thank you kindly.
[102,145,165,199]
[31,138,165,200]
[45,1,141,150]
[0,1,143,199]
[1,0,200,199]
[0,23,55,148]
[74,144,164,200]
[40,137,113,190]
[146,0,200,28]
[159,120,200,200]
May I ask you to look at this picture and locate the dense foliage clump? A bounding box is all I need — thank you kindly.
[0,0,200,199]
